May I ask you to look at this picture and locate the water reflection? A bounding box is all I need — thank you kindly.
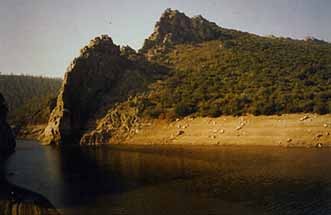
[5,141,331,214]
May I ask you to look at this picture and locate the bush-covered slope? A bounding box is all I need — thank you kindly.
[139,11,331,118]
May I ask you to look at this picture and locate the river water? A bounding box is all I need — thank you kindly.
[3,140,331,214]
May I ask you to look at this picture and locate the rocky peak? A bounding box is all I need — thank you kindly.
[80,35,120,56]
[140,8,224,54]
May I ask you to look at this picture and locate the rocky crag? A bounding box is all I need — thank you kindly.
[0,93,16,157]
[140,8,234,59]
[43,35,165,145]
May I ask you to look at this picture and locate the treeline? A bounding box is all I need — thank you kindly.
[0,74,62,124]
[142,34,331,118]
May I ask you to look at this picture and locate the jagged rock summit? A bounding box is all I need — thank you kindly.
[0,93,16,156]
[141,8,228,54]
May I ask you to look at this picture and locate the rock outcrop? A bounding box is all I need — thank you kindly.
[43,35,127,144]
[140,8,229,56]
[43,35,163,145]
[0,93,16,157]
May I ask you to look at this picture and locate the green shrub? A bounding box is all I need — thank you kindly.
[174,102,196,117]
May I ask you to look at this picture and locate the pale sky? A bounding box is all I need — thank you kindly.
[1,0,330,77]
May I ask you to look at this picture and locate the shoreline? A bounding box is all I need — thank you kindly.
[18,114,331,148]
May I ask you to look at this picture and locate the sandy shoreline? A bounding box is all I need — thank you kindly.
[125,114,331,148]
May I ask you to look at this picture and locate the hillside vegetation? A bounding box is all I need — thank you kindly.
[139,14,331,118]
[13,9,331,144]
[0,74,62,124]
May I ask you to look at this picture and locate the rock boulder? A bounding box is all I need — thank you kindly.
[0,93,16,157]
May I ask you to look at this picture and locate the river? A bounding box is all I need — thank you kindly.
[3,140,331,214]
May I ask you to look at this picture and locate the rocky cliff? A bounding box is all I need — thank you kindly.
[43,35,164,145]
[0,93,16,157]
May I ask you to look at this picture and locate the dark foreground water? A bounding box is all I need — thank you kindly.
[3,140,331,214]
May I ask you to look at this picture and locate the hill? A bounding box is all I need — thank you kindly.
[0,74,62,124]
[139,9,331,118]
[41,9,331,145]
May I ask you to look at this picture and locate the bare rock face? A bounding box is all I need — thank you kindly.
[80,99,140,145]
[0,93,16,157]
[140,8,228,56]
[43,35,126,145]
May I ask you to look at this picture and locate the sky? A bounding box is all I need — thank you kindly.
[1,0,330,78]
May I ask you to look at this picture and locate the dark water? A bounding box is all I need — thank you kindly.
[4,140,331,214]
